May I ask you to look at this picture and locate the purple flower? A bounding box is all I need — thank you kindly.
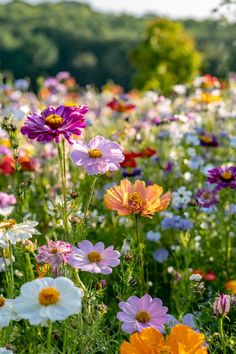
[153,248,169,263]
[199,132,219,147]
[213,294,231,316]
[37,241,73,274]
[20,105,88,144]
[195,188,219,208]
[117,294,168,334]
[68,240,120,274]
[70,135,124,175]
[207,166,236,190]
[0,193,16,208]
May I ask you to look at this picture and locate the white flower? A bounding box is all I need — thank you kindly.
[14,277,83,325]
[120,239,131,255]
[172,187,192,209]
[0,207,14,218]
[0,296,19,328]
[189,274,202,282]
[0,220,39,249]
[0,348,13,354]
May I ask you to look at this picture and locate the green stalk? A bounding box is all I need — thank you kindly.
[218,317,227,354]
[25,253,34,281]
[135,214,146,292]
[47,321,53,353]
[83,176,97,218]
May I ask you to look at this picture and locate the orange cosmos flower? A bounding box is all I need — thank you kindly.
[120,324,208,354]
[104,179,172,218]
[225,280,236,294]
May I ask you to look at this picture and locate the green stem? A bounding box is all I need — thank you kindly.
[135,214,146,292]
[8,243,14,298]
[83,176,97,218]
[57,141,69,240]
[218,317,226,354]
[226,190,232,275]
[47,321,52,353]
[25,253,34,281]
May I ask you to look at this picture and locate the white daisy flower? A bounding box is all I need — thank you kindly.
[0,348,13,354]
[14,277,83,325]
[0,220,39,249]
[0,295,19,328]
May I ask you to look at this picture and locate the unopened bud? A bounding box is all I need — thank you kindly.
[213,294,230,316]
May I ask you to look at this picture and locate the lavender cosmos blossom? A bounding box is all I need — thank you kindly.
[207,166,236,190]
[20,105,88,144]
[37,241,72,275]
[70,135,124,175]
[117,294,168,334]
[68,240,120,274]
[195,188,219,208]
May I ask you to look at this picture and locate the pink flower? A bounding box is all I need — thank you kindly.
[117,294,169,334]
[68,240,120,274]
[70,135,124,175]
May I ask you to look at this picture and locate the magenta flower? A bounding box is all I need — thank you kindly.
[207,166,236,190]
[68,240,120,274]
[20,105,88,144]
[117,294,168,334]
[0,193,16,208]
[37,241,73,275]
[70,135,124,175]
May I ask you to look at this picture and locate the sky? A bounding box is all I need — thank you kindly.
[81,0,221,19]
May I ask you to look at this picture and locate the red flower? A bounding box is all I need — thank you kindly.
[192,269,216,281]
[0,156,14,175]
[138,147,156,158]
[106,99,135,113]
[18,156,40,172]
[120,151,139,168]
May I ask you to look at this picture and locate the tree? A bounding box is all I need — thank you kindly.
[131,18,201,94]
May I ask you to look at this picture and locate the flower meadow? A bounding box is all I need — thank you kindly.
[0,73,236,353]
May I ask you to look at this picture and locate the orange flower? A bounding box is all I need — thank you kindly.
[104,179,172,218]
[225,280,236,294]
[120,324,208,354]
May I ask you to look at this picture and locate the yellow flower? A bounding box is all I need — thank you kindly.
[120,324,208,354]
[225,280,236,294]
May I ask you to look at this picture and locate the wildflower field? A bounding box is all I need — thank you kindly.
[0,72,236,353]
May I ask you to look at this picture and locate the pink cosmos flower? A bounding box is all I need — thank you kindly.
[68,240,120,274]
[20,105,88,144]
[0,193,16,208]
[37,241,73,275]
[117,294,169,334]
[70,135,124,175]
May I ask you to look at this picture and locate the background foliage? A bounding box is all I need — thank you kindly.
[0,0,236,90]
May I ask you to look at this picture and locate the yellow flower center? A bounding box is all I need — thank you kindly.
[0,219,16,230]
[221,171,233,181]
[38,287,60,306]
[0,296,5,307]
[128,192,145,211]
[135,311,151,323]
[88,148,103,158]
[87,251,102,263]
[203,192,210,199]
[199,135,213,144]
[159,347,172,354]
[45,114,64,129]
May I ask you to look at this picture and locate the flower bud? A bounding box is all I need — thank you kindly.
[213,294,230,316]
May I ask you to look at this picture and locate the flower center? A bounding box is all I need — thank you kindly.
[38,287,60,306]
[0,296,5,307]
[203,192,211,199]
[45,114,64,129]
[49,247,60,254]
[159,347,172,354]
[87,251,102,263]
[128,192,145,211]
[135,311,151,323]
[199,135,212,144]
[0,219,16,230]
[220,171,233,181]
[88,148,103,158]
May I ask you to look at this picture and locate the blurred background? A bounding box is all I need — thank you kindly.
[0,0,235,93]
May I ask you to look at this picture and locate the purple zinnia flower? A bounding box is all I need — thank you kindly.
[37,241,73,275]
[117,294,168,334]
[68,240,120,274]
[70,135,124,175]
[207,166,236,190]
[195,188,219,208]
[20,105,88,144]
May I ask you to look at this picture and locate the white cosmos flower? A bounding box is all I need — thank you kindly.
[0,220,39,249]
[14,277,83,325]
[0,348,13,354]
[0,296,19,328]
